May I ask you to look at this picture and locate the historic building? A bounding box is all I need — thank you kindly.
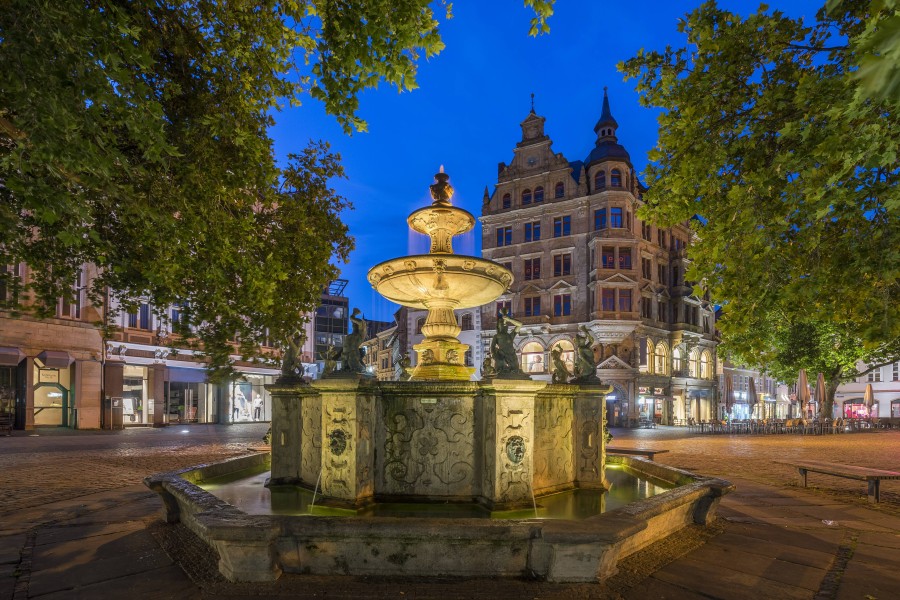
[834,360,900,419]
[479,91,718,426]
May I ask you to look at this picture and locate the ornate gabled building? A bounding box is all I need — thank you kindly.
[479,90,718,427]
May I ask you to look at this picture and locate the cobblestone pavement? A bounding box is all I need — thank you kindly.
[0,424,898,599]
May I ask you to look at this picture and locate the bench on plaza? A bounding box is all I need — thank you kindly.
[0,412,12,436]
[606,447,670,461]
[776,460,900,503]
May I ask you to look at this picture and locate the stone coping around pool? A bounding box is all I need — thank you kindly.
[144,454,733,584]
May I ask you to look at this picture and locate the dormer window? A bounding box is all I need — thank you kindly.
[554,182,564,198]
[594,170,606,190]
[522,189,532,205]
[502,193,511,209]
[534,186,544,203]
[611,169,622,187]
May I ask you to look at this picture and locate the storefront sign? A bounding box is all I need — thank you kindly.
[38,369,59,383]
[638,386,650,394]
[654,387,666,395]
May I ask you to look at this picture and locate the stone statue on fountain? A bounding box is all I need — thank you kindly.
[572,325,602,384]
[551,346,571,384]
[339,307,370,376]
[488,309,529,379]
[279,328,304,383]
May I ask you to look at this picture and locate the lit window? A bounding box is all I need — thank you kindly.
[551,340,575,375]
[521,341,545,373]
[655,343,668,375]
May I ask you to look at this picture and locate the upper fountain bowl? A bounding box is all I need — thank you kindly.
[368,255,513,309]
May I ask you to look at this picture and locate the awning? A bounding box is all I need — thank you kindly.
[36,350,74,369]
[167,367,208,384]
[0,347,25,366]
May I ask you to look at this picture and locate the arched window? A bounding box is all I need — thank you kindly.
[672,348,683,374]
[534,186,544,203]
[521,341,545,373]
[689,349,700,378]
[522,189,532,205]
[645,339,655,374]
[502,193,511,209]
[655,342,669,376]
[611,169,622,187]
[554,182,565,198]
[594,170,606,190]
[460,312,474,331]
[551,340,575,376]
[415,317,425,335]
[700,351,711,379]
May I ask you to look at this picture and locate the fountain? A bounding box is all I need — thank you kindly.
[145,170,733,584]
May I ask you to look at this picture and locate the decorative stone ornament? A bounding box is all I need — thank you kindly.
[328,429,348,456]
[505,435,526,464]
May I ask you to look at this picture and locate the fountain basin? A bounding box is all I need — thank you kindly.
[145,452,732,583]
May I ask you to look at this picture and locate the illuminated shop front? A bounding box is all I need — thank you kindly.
[227,373,274,423]
[636,386,668,423]
[121,365,151,425]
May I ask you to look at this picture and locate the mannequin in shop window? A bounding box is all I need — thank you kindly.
[232,388,247,421]
[253,393,263,421]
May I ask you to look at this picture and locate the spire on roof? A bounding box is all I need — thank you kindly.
[530,92,535,114]
[593,87,619,141]
[483,186,490,204]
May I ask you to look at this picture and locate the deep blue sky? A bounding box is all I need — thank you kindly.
[270,1,822,323]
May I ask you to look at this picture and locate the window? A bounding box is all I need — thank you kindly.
[59,270,83,319]
[553,293,571,316]
[641,258,652,279]
[522,189,532,205]
[554,182,565,198]
[610,207,623,228]
[626,211,633,231]
[594,170,606,189]
[618,248,632,270]
[641,297,652,318]
[524,221,541,242]
[500,261,512,273]
[673,348,683,373]
[657,264,668,285]
[601,289,615,311]
[657,228,667,247]
[553,216,571,237]
[502,193,511,209]
[523,258,541,280]
[611,169,622,187]
[496,301,511,316]
[894,362,899,381]
[171,303,185,326]
[524,296,541,317]
[128,303,151,330]
[700,352,711,379]
[465,349,473,367]
[658,300,668,323]
[594,209,607,230]
[460,313,474,331]
[551,340,575,376]
[553,253,572,277]
[641,222,652,241]
[689,350,700,378]
[618,289,632,312]
[415,317,425,335]
[496,226,512,247]
[521,341,545,373]
[867,369,882,382]
[655,343,668,375]
[602,246,615,269]
[534,186,544,203]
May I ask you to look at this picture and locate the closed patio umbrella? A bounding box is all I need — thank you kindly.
[815,372,827,419]
[748,377,758,419]
[797,369,811,418]
[864,383,875,417]
[724,372,735,416]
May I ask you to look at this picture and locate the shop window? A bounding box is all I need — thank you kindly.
[524,221,541,242]
[594,170,606,190]
[460,312,474,331]
[689,350,700,378]
[522,189,532,205]
[553,293,571,316]
[496,226,512,247]
[521,341,545,373]
[502,193,511,209]
[524,296,541,317]
[553,216,571,237]
[655,343,669,375]
[553,253,572,277]
[554,182,565,198]
[524,258,541,281]
[601,289,615,311]
[892,400,900,418]
[594,208,607,230]
[618,289,632,312]
[534,186,544,203]
[672,348,683,374]
[700,351,711,379]
[610,207,623,228]
[611,169,622,187]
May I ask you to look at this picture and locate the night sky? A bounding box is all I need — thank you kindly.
[270,1,822,323]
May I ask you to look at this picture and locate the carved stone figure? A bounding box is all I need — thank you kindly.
[342,307,367,373]
[321,344,339,375]
[398,354,412,381]
[551,346,571,384]
[573,326,600,382]
[446,349,459,364]
[490,309,523,376]
[281,328,303,379]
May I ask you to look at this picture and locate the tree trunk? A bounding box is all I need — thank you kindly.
[823,371,842,419]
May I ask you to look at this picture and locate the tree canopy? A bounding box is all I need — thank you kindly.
[620,1,900,377]
[0,1,553,376]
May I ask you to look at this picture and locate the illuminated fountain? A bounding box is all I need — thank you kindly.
[146,170,733,585]
[368,167,512,380]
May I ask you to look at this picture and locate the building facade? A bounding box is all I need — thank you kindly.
[717,360,785,420]
[834,360,900,419]
[479,92,717,427]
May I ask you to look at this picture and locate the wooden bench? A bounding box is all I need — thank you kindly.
[0,412,13,436]
[777,460,900,503]
[606,447,670,461]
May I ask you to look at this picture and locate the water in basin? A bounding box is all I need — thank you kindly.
[200,464,673,520]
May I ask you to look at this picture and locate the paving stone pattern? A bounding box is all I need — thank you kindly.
[0,424,898,599]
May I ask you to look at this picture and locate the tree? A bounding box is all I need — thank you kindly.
[0,1,553,377]
[620,1,900,375]
[725,318,900,418]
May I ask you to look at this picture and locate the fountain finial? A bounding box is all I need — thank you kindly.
[429,168,454,207]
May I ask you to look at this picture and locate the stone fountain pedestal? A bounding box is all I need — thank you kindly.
[267,377,609,511]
